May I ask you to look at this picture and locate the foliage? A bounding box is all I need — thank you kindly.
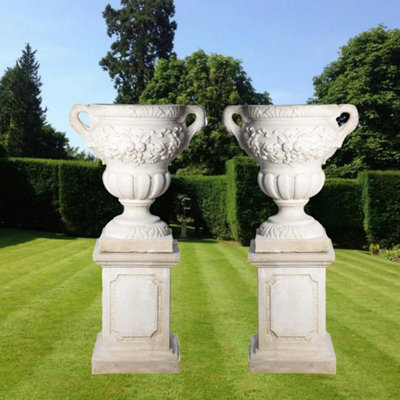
[173,175,230,238]
[0,158,61,231]
[1,229,400,399]
[100,0,177,103]
[226,156,276,245]
[310,25,400,177]
[58,161,121,237]
[359,170,400,248]
[0,44,71,159]
[140,50,272,174]
[309,178,365,248]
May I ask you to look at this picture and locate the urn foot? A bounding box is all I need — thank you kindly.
[100,216,173,253]
[256,217,330,253]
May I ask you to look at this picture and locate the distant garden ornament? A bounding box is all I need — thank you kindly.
[70,104,206,374]
[224,104,358,374]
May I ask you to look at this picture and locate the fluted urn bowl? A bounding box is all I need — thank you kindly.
[70,104,206,252]
[223,104,358,250]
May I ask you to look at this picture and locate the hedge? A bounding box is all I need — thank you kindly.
[226,157,276,245]
[0,158,61,231]
[226,156,365,247]
[173,175,230,238]
[309,178,365,248]
[0,157,398,248]
[359,170,400,248]
[59,161,122,237]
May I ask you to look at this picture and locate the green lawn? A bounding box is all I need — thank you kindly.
[0,228,399,400]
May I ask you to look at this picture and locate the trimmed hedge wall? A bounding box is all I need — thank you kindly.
[173,175,230,238]
[226,156,365,247]
[59,161,122,237]
[226,157,276,245]
[309,178,365,248]
[0,157,398,248]
[359,170,400,248]
[0,158,61,231]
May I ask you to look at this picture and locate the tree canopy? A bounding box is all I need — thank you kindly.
[140,50,271,174]
[100,0,177,103]
[310,25,400,177]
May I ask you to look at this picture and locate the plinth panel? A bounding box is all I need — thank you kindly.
[269,274,317,338]
[111,275,159,339]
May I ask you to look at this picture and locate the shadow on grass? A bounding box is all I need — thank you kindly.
[0,227,77,249]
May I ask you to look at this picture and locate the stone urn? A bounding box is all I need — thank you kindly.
[70,104,206,252]
[223,104,358,252]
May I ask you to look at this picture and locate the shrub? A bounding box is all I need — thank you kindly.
[0,158,61,231]
[359,170,400,248]
[58,161,121,237]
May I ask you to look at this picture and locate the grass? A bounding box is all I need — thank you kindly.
[0,228,399,400]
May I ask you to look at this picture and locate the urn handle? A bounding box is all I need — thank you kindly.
[337,104,359,139]
[69,104,91,144]
[222,105,249,141]
[182,105,207,140]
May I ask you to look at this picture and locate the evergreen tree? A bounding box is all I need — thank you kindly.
[0,44,72,159]
[0,44,45,157]
[100,0,177,103]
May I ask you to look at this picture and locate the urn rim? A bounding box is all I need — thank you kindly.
[238,104,356,120]
[78,104,196,120]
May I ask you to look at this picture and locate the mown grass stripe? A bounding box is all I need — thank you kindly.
[326,312,400,399]
[338,250,400,275]
[327,266,400,320]
[328,264,400,305]
[0,261,100,393]
[327,283,400,360]
[335,251,400,282]
[0,248,94,322]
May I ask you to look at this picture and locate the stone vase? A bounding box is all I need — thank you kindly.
[223,104,358,252]
[224,104,358,374]
[70,104,206,252]
[70,104,206,374]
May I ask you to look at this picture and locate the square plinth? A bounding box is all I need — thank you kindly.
[92,333,180,374]
[249,333,336,374]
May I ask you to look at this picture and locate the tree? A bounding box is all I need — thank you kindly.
[0,44,45,157]
[0,44,77,159]
[100,0,177,103]
[140,50,272,174]
[310,25,400,177]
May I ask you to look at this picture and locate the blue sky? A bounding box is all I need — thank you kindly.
[1,0,399,150]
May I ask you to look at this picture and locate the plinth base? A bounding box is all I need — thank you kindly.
[92,333,180,374]
[249,333,336,374]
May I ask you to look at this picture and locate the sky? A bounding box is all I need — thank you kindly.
[0,0,399,151]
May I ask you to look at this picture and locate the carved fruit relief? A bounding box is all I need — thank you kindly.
[94,127,182,164]
[245,126,339,165]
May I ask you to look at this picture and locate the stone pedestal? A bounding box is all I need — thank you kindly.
[91,241,180,374]
[248,241,336,374]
